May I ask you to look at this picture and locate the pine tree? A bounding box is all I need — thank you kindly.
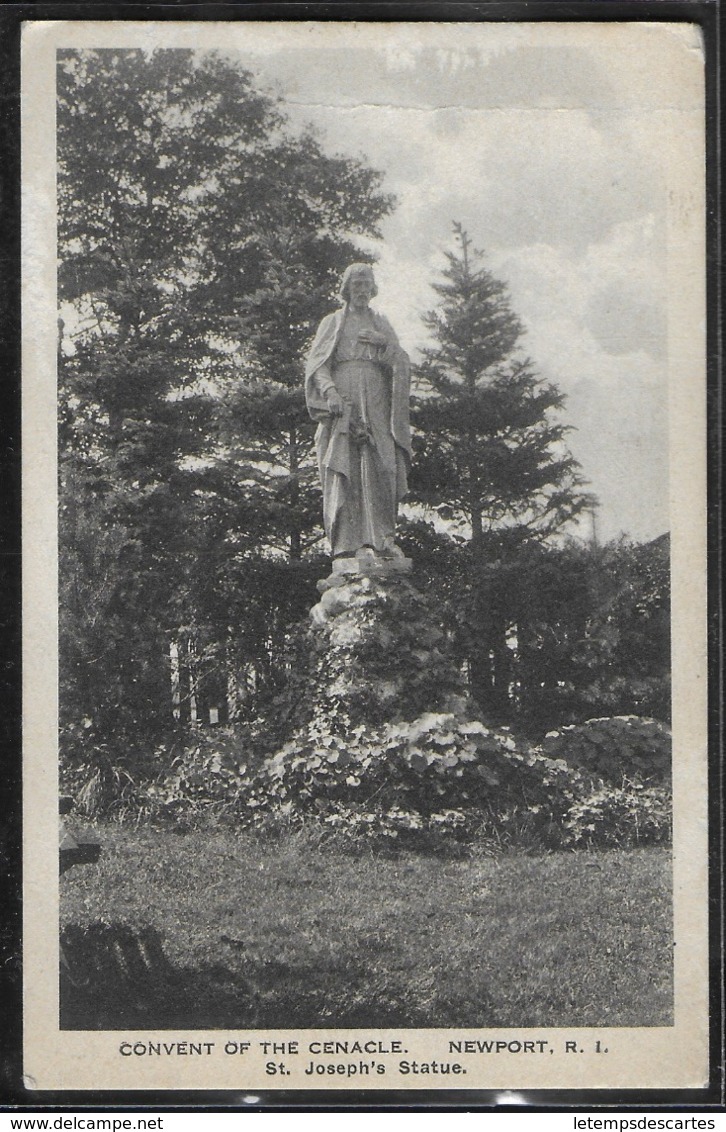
[410,224,593,716]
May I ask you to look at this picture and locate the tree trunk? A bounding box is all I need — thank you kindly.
[288,424,301,561]
[488,609,513,721]
[467,561,494,717]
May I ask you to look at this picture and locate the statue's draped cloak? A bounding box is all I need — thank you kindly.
[305,306,411,556]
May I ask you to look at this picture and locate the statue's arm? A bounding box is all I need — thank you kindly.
[306,312,345,418]
[311,361,336,398]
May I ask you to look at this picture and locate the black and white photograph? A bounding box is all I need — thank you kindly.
[21,18,709,1093]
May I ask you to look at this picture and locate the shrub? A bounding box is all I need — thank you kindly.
[245,712,672,850]
[60,713,672,852]
[564,780,672,848]
[143,727,253,822]
[60,721,255,823]
[538,716,671,785]
[243,713,578,849]
[60,720,159,820]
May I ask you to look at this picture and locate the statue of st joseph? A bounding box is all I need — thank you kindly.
[305,263,411,561]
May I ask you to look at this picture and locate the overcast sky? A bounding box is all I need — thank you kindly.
[213,21,702,545]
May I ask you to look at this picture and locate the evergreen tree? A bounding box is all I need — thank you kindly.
[410,224,593,715]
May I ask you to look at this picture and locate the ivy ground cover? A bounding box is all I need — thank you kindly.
[60,826,673,1030]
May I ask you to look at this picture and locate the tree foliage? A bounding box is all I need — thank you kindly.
[402,523,671,732]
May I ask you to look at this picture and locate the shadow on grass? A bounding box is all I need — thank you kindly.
[60,923,260,1030]
[60,921,457,1030]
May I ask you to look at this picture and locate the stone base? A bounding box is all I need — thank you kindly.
[302,572,470,728]
[317,555,412,593]
[251,570,473,758]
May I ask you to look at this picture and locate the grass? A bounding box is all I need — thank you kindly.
[60,824,673,1030]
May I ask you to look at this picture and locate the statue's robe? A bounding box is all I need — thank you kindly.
[305,306,411,557]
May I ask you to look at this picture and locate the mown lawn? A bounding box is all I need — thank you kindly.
[60,825,673,1030]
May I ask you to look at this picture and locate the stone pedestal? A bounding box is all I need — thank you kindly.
[252,561,473,762]
[327,554,413,580]
[313,554,413,614]
[303,566,469,731]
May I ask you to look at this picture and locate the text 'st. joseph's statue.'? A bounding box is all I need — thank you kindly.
[305,263,411,561]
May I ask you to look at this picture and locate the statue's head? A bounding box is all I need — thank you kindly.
[339,262,377,304]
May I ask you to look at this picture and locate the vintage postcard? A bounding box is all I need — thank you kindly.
[21,19,710,1094]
